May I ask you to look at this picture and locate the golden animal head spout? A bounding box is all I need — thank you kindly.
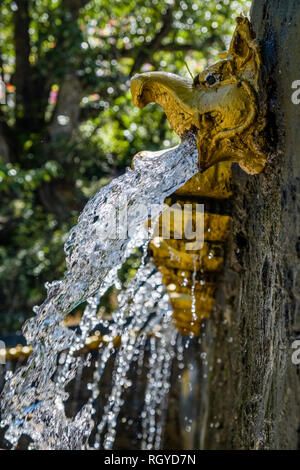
[130,17,267,175]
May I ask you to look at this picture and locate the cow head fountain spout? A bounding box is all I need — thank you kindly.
[131,16,267,175]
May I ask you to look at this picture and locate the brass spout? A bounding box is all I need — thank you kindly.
[131,17,267,175]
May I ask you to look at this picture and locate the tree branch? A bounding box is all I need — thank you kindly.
[64,0,91,19]
[49,73,82,139]
[13,0,31,114]
[130,6,174,75]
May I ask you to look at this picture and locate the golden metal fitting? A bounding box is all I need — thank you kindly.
[148,195,230,336]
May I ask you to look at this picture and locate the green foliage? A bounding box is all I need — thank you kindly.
[0,0,251,332]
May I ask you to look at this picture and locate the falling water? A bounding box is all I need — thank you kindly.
[141,321,177,450]
[0,134,199,449]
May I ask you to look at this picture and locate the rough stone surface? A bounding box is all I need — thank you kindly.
[201,0,300,450]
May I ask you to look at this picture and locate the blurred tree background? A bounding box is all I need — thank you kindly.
[0,0,251,332]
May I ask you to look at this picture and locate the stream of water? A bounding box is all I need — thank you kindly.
[0,134,199,449]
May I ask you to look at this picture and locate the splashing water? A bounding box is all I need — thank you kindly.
[0,135,199,449]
